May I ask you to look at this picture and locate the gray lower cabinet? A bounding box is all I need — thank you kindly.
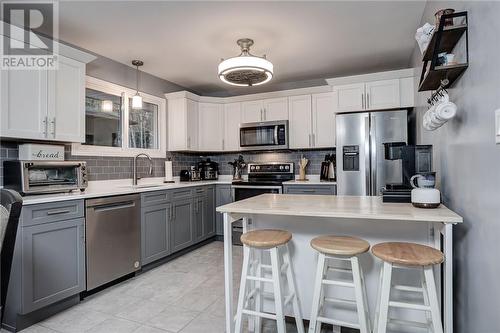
[22,217,85,313]
[4,200,86,326]
[194,185,216,242]
[193,195,205,243]
[205,186,216,238]
[170,197,195,253]
[215,185,233,235]
[141,203,171,265]
[283,184,337,195]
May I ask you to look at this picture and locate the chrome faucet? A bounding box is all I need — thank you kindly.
[133,153,153,185]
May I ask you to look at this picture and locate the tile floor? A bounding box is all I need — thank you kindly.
[16,242,331,333]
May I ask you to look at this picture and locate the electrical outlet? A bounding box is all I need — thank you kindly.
[496,109,500,144]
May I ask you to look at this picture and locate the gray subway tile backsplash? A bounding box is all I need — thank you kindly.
[0,141,335,185]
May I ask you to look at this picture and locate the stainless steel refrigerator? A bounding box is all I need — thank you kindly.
[336,110,408,196]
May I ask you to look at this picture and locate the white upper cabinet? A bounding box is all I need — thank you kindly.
[263,97,288,121]
[365,79,400,111]
[223,103,242,151]
[168,97,199,151]
[167,98,188,151]
[333,77,412,113]
[241,100,263,123]
[288,95,312,149]
[288,93,335,149]
[312,92,336,148]
[198,102,224,151]
[241,97,288,122]
[399,77,415,108]
[1,69,49,140]
[334,83,365,113]
[0,38,94,142]
[48,55,86,142]
[186,99,199,150]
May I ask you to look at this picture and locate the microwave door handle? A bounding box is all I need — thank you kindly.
[274,126,278,144]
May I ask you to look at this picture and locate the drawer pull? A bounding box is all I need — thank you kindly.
[46,209,72,215]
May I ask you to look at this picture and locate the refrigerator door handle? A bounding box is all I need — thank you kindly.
[370,114,377,196]
[364,115,371,196]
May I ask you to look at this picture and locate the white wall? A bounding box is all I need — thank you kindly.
[411,2,500,332]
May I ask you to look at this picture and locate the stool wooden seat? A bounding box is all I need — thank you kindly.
[372,242,444,266]
[310,235,370,256]
[240,229,292,249]
[309,235,371,333]
[372,242,444,333]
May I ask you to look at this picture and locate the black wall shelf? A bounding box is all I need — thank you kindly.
[419,11,469,92]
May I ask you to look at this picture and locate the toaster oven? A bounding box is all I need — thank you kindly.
[3,161,88,195]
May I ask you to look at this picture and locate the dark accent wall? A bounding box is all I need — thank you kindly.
[411,2,500,332]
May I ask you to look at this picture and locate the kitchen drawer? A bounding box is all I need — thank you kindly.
[283,185,337,195]
[193,186,207,196]
[21,200,84,226]
[141,190,171,207]
[172,188,193,200]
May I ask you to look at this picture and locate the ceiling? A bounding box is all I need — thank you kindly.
[58,1,426,96]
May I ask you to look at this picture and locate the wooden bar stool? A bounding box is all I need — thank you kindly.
[235,229,305,333]
[309,235,371,333]
[372,242,444,333]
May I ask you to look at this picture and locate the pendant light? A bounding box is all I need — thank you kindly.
[218,38,273,87]
[131,60,143,109]
[101,100,113,112]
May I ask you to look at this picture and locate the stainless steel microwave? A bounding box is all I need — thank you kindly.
[3,161,88,195]
[239,120,289,151]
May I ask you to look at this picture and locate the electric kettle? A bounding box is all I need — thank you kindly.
[410,172,440,208]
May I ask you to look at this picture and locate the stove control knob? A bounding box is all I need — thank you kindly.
[285,165,290,170]
[280,166,284,170]
[256,166,260,170]
[250,166,255,171]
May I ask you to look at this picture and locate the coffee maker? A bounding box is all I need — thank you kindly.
[198,158,219,180]
[381,143,433,202]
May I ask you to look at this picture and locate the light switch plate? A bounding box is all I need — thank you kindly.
[496,109,500,144]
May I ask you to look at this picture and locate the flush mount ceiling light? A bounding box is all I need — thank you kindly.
[131,60,143,109]
[218,38,273,87]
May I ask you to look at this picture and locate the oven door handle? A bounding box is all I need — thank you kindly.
[231,185,282,190]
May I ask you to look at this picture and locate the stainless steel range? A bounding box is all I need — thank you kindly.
[230,162,294,244]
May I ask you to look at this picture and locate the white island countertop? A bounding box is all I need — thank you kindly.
[217,194,463,224]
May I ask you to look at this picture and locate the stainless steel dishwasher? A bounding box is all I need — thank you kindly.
[85,194,141,290]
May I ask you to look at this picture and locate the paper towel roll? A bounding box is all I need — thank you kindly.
[164,161,173,182]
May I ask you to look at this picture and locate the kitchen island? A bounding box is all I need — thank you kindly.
[217,194,462,333]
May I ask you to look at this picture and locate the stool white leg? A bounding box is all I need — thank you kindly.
[283,244,305,333]
[421,268,432,326]
[271,247,287,333]
[376,262,392,333]
[308,253,326,333]
[351,256,371,333]
[424,266,444,333]
[235,245,251,333]
[373,265,384,331]
[254,250,263,333]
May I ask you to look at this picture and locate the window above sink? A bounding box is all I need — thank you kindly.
[72,76,167,158]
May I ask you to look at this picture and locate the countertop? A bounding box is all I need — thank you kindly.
[216,194,463,224]
[20,177,233,206]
